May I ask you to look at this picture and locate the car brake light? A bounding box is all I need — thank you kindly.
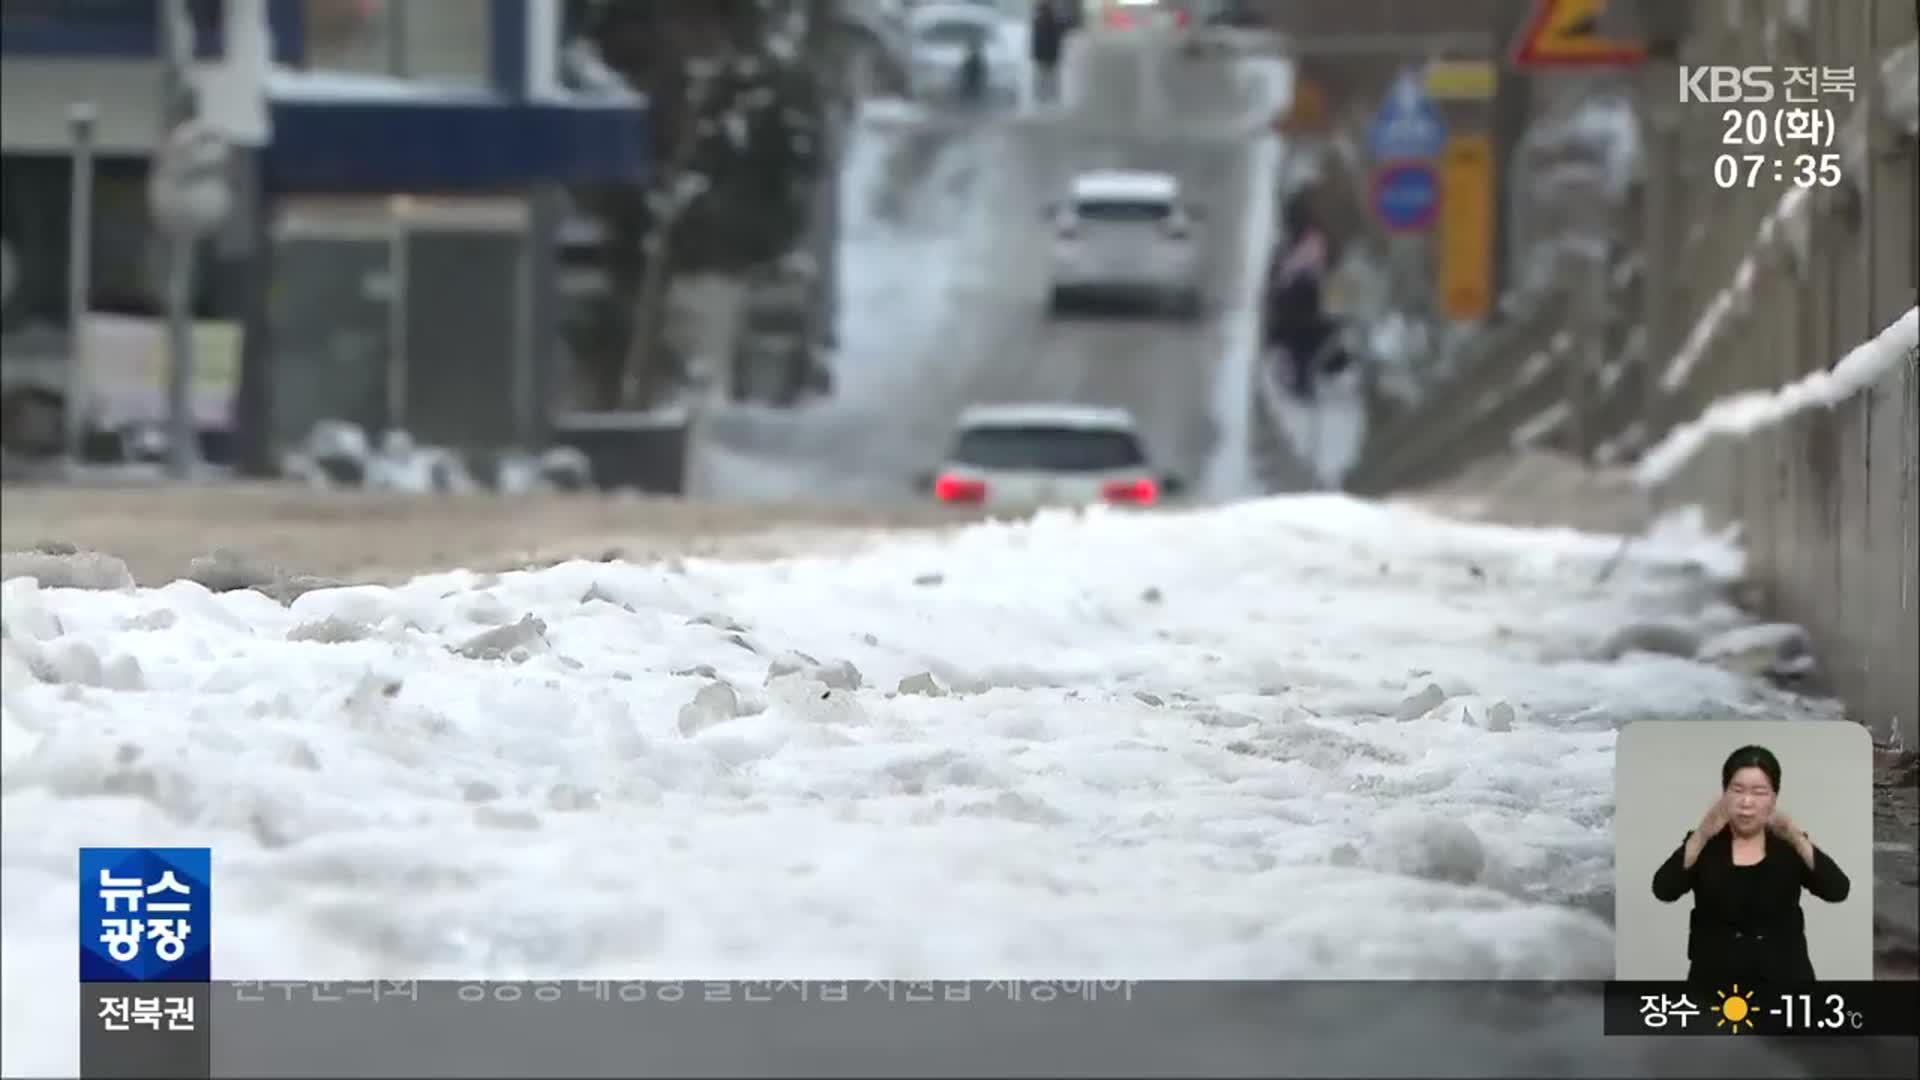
[934,474,988,503]
[1174,9,1190,26]
[1106,9,1133,28]
[1102,477,1159,504]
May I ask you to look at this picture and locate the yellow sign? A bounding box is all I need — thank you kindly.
[1424,60,1497,101]
[1510,0,1646,68]
[1435,134,1494,322]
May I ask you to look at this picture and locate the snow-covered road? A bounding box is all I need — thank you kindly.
[3,490,1858,1075]
[690,31,1301,503]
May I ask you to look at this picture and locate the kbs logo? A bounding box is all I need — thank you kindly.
[1680,66,1776,104]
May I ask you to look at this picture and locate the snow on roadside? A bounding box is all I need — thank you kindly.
[1637,306,1918,489]
[687,104,987,499]
[1,493,1837,1074]
[1262,360,1369,490]
[1199,129,1277,500]
[1201,54,1293,500]
[828,114,978,411]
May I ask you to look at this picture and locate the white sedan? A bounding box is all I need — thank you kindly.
[917,403,1186,509]
[1048,169,1205,317]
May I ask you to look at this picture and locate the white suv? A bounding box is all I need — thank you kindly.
[917,403,1186,509]
[1047,169,1204,318]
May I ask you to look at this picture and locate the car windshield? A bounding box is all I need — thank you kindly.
[920,21,989,47]
[1074,198,1173,223]
[950,425,1148,471]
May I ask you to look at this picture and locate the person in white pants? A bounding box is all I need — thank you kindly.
[1030,0,1067,106]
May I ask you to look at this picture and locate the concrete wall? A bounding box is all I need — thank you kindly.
[1648,1,1918,748]
[1347,0,1919,746]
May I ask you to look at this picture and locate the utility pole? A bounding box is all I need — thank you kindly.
[804,0,844,392]
[1635,5,1688,444]
[1486,0,1532,307]
[150,0,235,477]
[158,0,201,478]
[65,104,98,465]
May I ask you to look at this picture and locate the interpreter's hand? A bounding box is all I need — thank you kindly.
[1768,809,1818,866]
[1768,810,1808,845]
[1696,796,1731,840]
[1681,796,1729,869]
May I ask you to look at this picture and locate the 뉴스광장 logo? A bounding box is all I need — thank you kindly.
[79,847,212,982]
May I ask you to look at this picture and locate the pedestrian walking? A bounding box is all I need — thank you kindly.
[1265,191,1338,396]
[1031,0,1067,105]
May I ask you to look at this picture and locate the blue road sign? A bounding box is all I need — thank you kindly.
[1370,160,1440,233]
[1368,72,1447,162]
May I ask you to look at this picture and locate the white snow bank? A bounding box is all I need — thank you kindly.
[856,95,931,127]
[4,493,1834,1074]
[1237,54,1295,118]
[1257,354,1368,491]
[1201,130,1280,500]
[688,104,990,499]
[1882,40,1919,139]
[1636,306,1918,489]
[1533,95,1642,199]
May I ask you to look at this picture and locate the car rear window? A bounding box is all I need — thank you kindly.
[1073,199,1173,223]
[950,425,1148,471]
[921,21,989,47]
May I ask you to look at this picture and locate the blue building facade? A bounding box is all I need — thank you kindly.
[1,0,650,468]
[1,0,647,190]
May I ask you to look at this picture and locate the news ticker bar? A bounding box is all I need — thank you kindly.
[81,980,1920,1079]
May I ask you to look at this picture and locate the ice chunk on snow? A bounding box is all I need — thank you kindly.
[0,549,135,592]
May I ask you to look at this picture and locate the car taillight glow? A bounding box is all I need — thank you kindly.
[1106,9,1133,28]
[934,474,988,503]
[1174,9,1189,26]
[1102,477,1159,504]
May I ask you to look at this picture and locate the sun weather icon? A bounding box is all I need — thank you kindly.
[1713,985,1756,1033]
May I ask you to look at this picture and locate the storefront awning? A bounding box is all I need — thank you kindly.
[264,71,647,194]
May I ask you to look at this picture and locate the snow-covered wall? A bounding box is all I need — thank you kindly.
[1343,0,1919,745]
[1650,310,1917,750]
[1627,3,1918,749]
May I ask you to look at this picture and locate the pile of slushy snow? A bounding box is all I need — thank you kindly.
[281,420,596,495]
[1,495,1837,1072]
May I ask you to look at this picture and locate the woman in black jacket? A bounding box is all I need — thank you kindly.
[1265,192,1337,397]
[1651,745,1852,985]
